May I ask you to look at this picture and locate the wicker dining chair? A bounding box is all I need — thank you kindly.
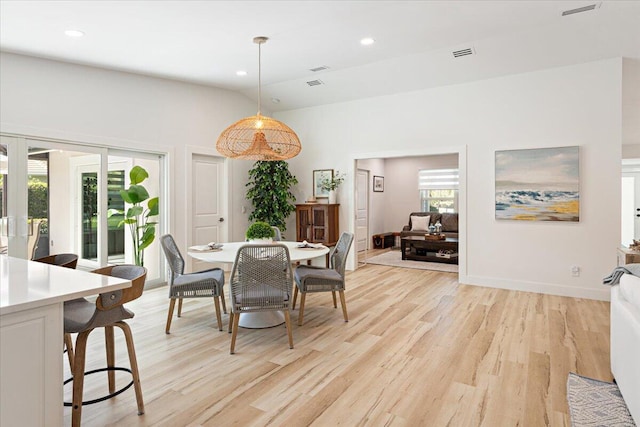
[63,265,147,427]
[272,226,282,241]
[293,232,354,326]
[228,244,294,354]
[160,234,226,333]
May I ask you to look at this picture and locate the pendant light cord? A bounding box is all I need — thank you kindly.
[258,40,262,116]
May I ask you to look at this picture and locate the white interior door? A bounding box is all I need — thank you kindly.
[622,162,640,246]
[191,154,226,272]
[356,169,369,253]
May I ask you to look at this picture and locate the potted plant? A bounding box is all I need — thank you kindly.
[246,221,275,243]
[108,165,159,266]
[320,171,345,204]
[246,160,298,234]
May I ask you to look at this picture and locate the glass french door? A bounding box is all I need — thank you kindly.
[1,135,165,284]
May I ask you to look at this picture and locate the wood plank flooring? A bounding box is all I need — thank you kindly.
[63,261,611,426]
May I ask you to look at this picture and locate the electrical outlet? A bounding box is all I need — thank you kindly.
[571,265,580,277]
[242,206,246,214]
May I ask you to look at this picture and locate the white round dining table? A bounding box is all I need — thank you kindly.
[188,241,329,328]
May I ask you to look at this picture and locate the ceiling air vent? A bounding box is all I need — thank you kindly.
[452,47,474,58]
[306,79,324,87]
[309,65,330,72]
[561,3,600,16]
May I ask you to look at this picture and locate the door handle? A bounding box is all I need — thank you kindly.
[219,218,224,222]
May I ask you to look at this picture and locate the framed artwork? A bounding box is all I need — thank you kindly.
[373,175,384,192]
[495,146,579,221]
[313,169,333,199]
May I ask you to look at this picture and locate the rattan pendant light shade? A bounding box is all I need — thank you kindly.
[216,37,301,161]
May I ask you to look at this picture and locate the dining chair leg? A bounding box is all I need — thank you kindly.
[220,287,227,314]
[292,286,298,310]
[332,291,337,308]
[105,325,116,393]
[213,296,223,331]
[230,312,240,354]
[165,299,176,334]
[228,312,234,333]
[298,293,306,326]
[64,333,75,372]
[115,321,145,415]
[339,290,348,322]
[284,311,294,349]
[177,298,183,317]
[71,329,92,427]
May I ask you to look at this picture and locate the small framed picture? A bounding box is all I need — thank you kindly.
[373,175,384,192]
[313,169,333,199]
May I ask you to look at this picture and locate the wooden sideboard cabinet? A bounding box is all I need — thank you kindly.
[296,204,339,246]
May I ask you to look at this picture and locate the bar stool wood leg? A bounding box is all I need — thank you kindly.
[292,286,298,310]
[114,321,144,415]
[71,329,92,427]
[64,333,75,372]
[177,298,183,317]
[332,291,337,308]
[105,326,116,393]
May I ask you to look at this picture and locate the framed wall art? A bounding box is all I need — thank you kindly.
[373,175,384,192]
[495,146,579,221]
[313,169,333,199]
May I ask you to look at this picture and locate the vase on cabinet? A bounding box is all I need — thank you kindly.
[328,190,337,204]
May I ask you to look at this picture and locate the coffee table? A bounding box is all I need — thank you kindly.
[400,235,459,264]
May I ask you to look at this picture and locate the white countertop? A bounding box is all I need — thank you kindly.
[0,255,132,316]
[188,241,329,264]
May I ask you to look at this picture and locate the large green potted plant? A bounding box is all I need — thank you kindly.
[246,160,298,233]
[109,165,159,266]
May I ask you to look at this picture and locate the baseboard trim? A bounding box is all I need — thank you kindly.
[459,274,610,301]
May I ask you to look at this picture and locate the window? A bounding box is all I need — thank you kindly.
[419,168,459,213]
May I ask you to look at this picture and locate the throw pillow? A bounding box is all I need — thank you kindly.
[411,215,430,231]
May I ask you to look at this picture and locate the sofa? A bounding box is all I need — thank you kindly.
[611,274,640,424]
[400,212,458,238]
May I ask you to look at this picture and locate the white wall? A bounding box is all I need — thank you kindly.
[278,58,623,300]
[0,52,258,263]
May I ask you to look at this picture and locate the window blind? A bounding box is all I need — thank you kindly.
[418,169,459,190]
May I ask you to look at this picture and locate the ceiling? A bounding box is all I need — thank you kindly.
[1,1,639,112]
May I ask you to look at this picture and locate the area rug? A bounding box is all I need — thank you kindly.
[364,250,458,273]
[567,372,636,427]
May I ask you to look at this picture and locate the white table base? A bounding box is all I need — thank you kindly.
[239,311,285,329]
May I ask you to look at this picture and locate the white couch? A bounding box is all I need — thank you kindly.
[611,273,640,424]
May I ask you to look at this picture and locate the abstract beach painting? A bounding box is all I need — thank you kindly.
[495,146,579,221]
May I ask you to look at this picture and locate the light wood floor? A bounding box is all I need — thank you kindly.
[64,262,611,426]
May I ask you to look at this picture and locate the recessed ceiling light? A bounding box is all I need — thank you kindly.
[64,29,85,38]
[236,70,248,76]
[360,37,375,46]
[271,98,280,104]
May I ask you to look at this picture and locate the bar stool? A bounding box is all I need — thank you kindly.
[63,265,146,427]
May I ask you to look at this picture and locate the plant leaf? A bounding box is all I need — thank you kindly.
[127,206,144,218]
[147,197,159,216]
[129,165,149,185]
